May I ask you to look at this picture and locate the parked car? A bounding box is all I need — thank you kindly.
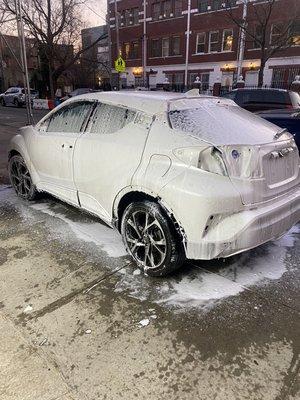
[61,88,94,102]
[8,92,300,276]
[221,88,300,112]
[0,87,39,107]
[256,109,300,153]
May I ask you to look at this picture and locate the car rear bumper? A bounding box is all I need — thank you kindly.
[185,187,300,260]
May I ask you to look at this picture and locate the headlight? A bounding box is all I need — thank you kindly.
[173,146,228,176]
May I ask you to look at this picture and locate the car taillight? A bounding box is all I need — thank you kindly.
[173,146,228,177]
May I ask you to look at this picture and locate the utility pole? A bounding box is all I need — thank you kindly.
[142,0,147,88]
[15,0,34,124]
[0,35,5,93]
[114,0,121,90]
[184,0,191,90]
[236,0,248,81]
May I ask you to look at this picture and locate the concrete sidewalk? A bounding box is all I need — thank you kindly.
[0,186,299,400]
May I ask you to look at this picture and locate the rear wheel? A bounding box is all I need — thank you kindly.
[121,201,185,277]
[8,155,37,200]
[13,98,22,107]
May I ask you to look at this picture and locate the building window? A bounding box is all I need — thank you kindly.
[174,0,182,17]
[151,38,161,57]
[162,37,170,57]
[152,0,182,21]
[189,72,210,90]
[196,32,206,53]
[152,2,161,20]
[121,7,139,26]
[162,0,172,18]
[131,41,139,58]
[209,31,219,52]
[212,0,222,11]
[123,41,139,59]
[249,25,262,49]
[291,20,300,46]
[132,8,139,25]
[124,42,130,59]
[222,29,233,51]
[198,1,208,13]
[270,23,284,46]
[171,36,180,55]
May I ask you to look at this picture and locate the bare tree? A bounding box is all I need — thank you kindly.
[227,0,300,87]
[0,0,108,97]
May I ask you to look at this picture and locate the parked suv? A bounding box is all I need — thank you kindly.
[221,88,300,112]
[7,92,300,276]
[0,87,39,107]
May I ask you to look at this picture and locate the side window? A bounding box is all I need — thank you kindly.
[88,103,136,134]
[46,101,93,133]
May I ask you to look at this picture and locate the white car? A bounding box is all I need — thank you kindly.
[8,91,300,276]
[0,87,39,107]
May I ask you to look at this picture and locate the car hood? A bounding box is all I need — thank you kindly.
[169,100,293,146]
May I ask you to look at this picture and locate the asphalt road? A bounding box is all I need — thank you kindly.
[0,107,299,400]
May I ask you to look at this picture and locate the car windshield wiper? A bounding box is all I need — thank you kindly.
[274,128,288,140]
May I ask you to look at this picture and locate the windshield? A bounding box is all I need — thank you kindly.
[168,102,292,145]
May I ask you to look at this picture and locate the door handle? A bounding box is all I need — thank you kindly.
[61,144,65,148]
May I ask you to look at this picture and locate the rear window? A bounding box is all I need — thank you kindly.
[168,102,287,145]
[263,90,289,105]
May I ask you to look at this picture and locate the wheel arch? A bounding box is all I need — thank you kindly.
[113,187,187,249]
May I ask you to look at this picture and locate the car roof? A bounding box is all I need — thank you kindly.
[231,88,289,93]
[62,90,223,115]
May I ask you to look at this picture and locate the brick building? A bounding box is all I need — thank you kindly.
[108,0,300,90]
[0,35,39,92]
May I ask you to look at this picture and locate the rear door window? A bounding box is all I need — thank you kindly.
[88,103,136,134]
[263,90,288,107]
[43,101,94,133]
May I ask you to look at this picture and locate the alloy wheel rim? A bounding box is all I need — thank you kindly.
[125,210,167,269]
[10,159,32,197]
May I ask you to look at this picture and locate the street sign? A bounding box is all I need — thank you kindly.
[115,56,126,73]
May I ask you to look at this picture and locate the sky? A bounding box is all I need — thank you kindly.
[83,0,108,28]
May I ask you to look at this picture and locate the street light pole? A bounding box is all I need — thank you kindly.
[15,0,34,124]
[237,0,248,81]
[184,0,191,90]
[114,0,121,90]
[142,0,147,88]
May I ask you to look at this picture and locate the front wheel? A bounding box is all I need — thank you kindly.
[0,98,6,106]
[121,201,185,277]
[8,155,37,200]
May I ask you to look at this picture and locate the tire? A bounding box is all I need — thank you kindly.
[8,155,37,200]
[0,98,6,106]
[121,200,185,277]
[13,98,22,108]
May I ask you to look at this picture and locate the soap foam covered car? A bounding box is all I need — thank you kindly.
[8,91,300,276]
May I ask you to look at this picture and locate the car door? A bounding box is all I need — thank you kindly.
[30,100,95,205]
[4,88,15,104]
[73,102,150,223]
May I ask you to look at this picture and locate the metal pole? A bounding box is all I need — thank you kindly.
[106,0,112,89]
[143,0,147,88]
[15,0,34,124]
[114,0,121,90]
[237,0,247,81]
[184,0,191,89]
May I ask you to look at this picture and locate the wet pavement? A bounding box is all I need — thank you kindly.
[0,185,299,400]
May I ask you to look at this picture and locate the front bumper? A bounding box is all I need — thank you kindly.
[186,187,300,260]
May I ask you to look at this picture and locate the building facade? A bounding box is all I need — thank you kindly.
[108,0,300,90]
[0,35,39,92]
[81,25,110,88]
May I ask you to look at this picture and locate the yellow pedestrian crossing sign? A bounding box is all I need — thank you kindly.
[115,56,126,73]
